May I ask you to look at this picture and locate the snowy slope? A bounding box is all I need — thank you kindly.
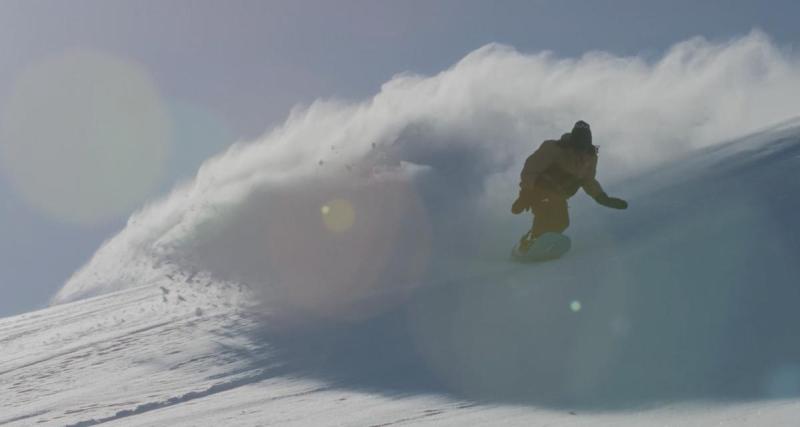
[2,122,800,426]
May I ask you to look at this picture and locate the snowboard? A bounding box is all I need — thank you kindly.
[511,232,571,262]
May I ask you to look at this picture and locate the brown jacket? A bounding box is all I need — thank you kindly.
[520,138,605,199]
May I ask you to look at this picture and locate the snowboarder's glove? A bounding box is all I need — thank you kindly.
[511,196,531,214]
[511,188,533,214]
[595,193,628,210]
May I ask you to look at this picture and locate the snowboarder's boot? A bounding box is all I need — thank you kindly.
[517,230,536,254]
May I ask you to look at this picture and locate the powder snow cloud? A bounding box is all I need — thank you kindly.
[53,31,800,325]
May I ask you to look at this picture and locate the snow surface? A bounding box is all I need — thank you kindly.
[2,121,800,425]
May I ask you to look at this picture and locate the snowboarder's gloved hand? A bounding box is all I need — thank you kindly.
[511,189,533,214]
[595,193,628,210]
[512,181,536,214]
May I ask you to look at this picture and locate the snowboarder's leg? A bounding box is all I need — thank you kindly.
[530,196,569,238]
[517,196,569,254]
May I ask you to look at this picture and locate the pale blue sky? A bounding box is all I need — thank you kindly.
[0,0,798,317]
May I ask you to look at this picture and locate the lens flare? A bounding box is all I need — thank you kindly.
[321,198,356,233]
[0,49,171,225]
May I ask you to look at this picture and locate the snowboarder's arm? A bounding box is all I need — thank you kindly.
[581,156,605,199]
[583,177,607,199]
[583,157,628,209]
[520,141,558,190]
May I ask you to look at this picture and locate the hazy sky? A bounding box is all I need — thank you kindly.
[1,0,799,318]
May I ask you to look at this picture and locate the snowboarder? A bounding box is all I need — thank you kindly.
[512,121,628,254]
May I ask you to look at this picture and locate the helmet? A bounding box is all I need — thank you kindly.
[570,120,593,152]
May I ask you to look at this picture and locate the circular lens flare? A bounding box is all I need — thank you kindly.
[0,49,171,225]
[321,198,355,233]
